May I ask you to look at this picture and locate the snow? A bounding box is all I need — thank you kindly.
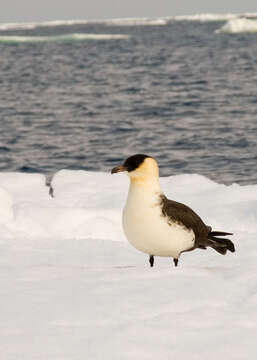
[0,170,256,359]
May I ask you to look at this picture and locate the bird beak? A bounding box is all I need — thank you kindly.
[111,165,127,174]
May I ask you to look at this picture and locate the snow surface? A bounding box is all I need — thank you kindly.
[0,170,256,359]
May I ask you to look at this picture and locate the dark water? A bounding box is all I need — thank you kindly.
[0,20,257,184]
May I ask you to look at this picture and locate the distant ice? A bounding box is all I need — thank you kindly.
[0,33,129,43]
[0,170,256,359]
[173,13,238,22]
[0,17,168,31]
[104,17,168,26]
[0,19,92,31]
[1,12,257,31]
[216,18,257,33]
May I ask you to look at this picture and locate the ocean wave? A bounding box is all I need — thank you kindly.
[216,18,257,33]
[0,33,130,43]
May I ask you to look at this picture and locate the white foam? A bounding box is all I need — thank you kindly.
[0,33,129,43]
[216,18,257,33]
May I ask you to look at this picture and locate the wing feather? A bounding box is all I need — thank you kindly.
[160,195,209,245]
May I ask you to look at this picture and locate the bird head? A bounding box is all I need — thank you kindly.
[111,154,159,184]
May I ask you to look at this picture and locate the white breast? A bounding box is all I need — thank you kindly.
[122,184,195,258]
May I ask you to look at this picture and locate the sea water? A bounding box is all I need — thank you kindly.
[0,15,257,184]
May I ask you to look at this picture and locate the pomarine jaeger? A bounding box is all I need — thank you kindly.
[112,154,235,267]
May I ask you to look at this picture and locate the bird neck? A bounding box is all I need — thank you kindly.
[128,176,162,197]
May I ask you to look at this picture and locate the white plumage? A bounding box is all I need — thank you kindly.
[112,154,235,266]
[122,163,195,259]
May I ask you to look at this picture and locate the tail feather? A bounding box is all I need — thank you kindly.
[213,246,228,255]
[208,231,235,254]
[209,231,233,237]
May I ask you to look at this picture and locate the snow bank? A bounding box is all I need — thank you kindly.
[216,18,257,33]
[0,170,257,359]
[0,169,256,241]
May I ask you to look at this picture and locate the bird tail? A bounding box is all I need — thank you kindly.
[208,231,235,255]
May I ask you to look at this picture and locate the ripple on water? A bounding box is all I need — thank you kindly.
[0,21,257,184]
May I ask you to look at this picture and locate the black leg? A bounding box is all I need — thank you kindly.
[149,255,154,267]
[173,258,178,267]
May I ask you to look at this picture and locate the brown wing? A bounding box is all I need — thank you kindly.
[160,195,209,246]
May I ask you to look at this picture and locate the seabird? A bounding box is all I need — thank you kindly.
[111,154,235,267]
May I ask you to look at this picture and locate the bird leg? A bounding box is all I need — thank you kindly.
[149,255,154,267]
[173,258,178,267]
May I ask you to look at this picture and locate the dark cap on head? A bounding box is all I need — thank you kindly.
[111,154,151,174]
[123,154,150,172]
